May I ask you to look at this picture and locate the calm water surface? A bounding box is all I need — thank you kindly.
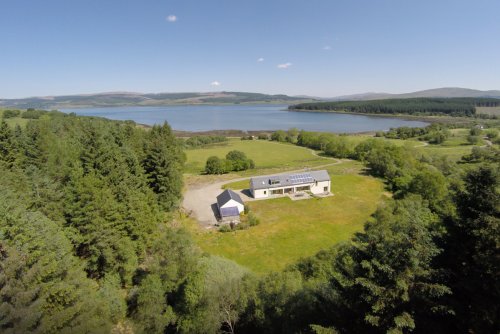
[62,104,428,133]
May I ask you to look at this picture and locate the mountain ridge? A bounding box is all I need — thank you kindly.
[0,91,311,109]
[328,87,500,101]
[1,88,499,109]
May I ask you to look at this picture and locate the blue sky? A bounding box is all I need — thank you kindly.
[1,0,499,98]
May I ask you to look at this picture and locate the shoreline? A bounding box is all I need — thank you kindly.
[287,108,463,124]
[172,129,380,137]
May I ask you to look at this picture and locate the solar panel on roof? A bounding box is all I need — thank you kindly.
[289,172,314,184]
[220,206,239,217]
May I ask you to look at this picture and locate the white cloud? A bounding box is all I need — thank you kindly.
[323,45,332,50]
[257,57,264,62]
[166,15,177,22]
[210,81,221,86]
[277,62,292,69]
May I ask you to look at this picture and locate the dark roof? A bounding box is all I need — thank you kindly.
[250,170,330,190]
[220,206,240,217]
[217,189,244,207]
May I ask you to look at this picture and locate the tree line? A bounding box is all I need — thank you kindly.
[290,97,500,117]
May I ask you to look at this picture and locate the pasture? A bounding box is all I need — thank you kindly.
[184,138,328,175]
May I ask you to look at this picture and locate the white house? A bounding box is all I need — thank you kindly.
[250,170,331,199]
[216,189,245,219]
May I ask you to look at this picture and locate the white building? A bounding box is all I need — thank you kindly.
[216,189,245,220]
[250,170,331,199]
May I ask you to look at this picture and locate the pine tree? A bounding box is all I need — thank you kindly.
[142,122,185,211]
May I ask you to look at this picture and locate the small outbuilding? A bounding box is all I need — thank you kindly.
[216,189,244,220]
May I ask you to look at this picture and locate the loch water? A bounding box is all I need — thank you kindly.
[63,104,428,133]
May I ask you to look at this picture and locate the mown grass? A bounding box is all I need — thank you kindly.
[184,139,328,175]
[189,173,386,274]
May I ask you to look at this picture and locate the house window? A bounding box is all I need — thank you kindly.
[324,186,328,192]
[264,191,267,195]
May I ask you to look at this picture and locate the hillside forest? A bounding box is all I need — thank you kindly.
[0,110,498,333]
[290,97,500,117]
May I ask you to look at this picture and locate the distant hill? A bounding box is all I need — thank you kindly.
[0,91,312,109]
[330,88,500,101]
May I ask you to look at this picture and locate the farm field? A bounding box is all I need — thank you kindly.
[184,138,328,174]
[188,171,386,274]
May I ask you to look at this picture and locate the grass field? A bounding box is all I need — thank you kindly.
[189,172,385,274]
[184,139,328,174]
[476,106,500,116]
[344,135,421,147]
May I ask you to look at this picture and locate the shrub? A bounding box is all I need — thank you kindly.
[235,222,250,230]
[425,131,449,144]
[219,224,232,232]
[485,129,498,139]
[271,130,287,142]
[21,109,47,119]
[467,135,481,145]
[185,135,227,148]
[258,133,269,140]
[248,212,260,226]
[470,126,482,136]
[2,110,20,119]
[226,150,255,171]
[205,156,227,174]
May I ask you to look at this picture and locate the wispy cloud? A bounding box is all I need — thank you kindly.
[166,15,177,22]
[210,81,221,86]
[277,62,292,69]
[323,45,332,50]
[257,57,264,62]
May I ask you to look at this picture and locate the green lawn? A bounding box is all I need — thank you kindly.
[191,173,386,274]
[184,139,328,174]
